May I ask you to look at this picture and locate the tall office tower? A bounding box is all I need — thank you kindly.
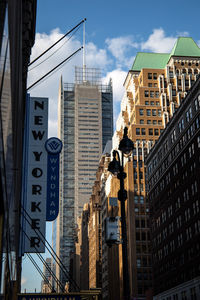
[100,37,200,299]
[56,67,113,288]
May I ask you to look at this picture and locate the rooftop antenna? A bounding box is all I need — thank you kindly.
[83,19,86,82]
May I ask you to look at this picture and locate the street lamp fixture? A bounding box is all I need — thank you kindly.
[108,126,133,300]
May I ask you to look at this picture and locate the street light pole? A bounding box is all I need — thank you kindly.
[108,127,133,300]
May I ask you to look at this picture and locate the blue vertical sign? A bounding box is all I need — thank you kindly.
[45,137,62,221]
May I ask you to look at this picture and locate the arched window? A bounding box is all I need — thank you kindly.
[176,69,180,75]
[182,68,186,74]
[188,69,192,74]
[194,69,198,74]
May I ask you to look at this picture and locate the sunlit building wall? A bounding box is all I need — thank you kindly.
[56,67,113,288]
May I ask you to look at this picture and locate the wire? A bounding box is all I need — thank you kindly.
[21,206,80,291]
[28,18,86,67]
[27,46,83,91]
[27,51,75,91]
[22,229,65,292]
[27,253,53,291]
[28,26,80,72]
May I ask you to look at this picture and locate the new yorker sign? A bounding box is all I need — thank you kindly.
[22,95,48,253]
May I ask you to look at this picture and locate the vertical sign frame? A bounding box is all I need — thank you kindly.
[22,95,48,253]
[45,137,62,221]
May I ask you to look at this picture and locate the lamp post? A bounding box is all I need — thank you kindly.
[108,127,134,300]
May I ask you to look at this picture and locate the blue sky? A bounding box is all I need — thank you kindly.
[23,0,200,292]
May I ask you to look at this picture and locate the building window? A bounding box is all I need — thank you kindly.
[136,128,140,135]
[141,128,146,135]
[152,109,156,116]
[149,129,153,136]
[150,101,154,105]
[153,120,157,125]
[155,91,159,98]
[148,83,152,87]
[186,107,192,122]
[145,101,149,105]
[185,79,189,87]
[172,89,176,96]
[137,258,141,267]
[153,73,157,80]
[148,73,152,79]
[181,291,187,300]
[147,120,151,124]
[150,91,154,98]
[158,109,161,116]
[145,90,149,97]
[139,109,144,116]
[169,71,174,78]
[190,287,197,300]
[140,119,144,124]
[147,109,151,116]
[154,129,159,136]
[194,98,199,111]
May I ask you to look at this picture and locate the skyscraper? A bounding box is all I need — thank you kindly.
[56,67,113,288]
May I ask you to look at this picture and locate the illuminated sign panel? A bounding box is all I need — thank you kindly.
[22,96,48,253]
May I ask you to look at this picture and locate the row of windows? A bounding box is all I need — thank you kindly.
[140,119,162,125]
[153,221,200,262]
[144,90,160,98]
[148,73,157,80]
[148,106,200,179]
[152,182,198,229]
[136,128,160,136]
[139,108,162,116]
[144,100,160,106]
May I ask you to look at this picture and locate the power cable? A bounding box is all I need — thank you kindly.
[27,46,83,91]
[26,253,53,291]
[23,229,65,292]
[36,252,65,292]
[28,26,81,72]
[21,206,80,291]
[28,18,86,67]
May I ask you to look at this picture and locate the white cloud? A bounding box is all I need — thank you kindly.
[85,42,112,68]
[103,69,127,124]
[106,36,138,68]
[141,28,177,53]
[176,31,189,37]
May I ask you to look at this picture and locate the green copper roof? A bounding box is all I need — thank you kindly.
[131,52,170,71]
[170,37,200,57]
[131,37,200,71]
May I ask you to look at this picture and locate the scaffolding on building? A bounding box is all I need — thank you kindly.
[64,67,112,94]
